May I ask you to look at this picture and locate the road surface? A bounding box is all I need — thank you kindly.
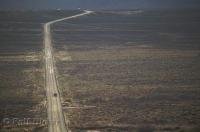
[44,10,93,132]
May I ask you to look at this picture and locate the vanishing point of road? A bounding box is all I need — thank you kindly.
[44,10,93,132]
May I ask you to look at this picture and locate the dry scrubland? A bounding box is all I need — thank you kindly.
[0,10,81,132]
[0,9,199,132]
[52,10,200,131]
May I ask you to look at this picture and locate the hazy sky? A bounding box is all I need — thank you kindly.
[0,0,200,10]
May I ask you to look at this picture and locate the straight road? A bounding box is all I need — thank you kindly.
[44,10,93,132]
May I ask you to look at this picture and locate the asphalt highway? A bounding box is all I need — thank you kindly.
[44,10,93,132]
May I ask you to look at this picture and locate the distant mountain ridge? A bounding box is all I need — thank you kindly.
[0,0,200,10]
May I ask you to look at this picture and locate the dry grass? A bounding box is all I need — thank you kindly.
[0,52,41,62]
[53,10,200,131]
[56,46,200,131]
[56,46,199,61]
